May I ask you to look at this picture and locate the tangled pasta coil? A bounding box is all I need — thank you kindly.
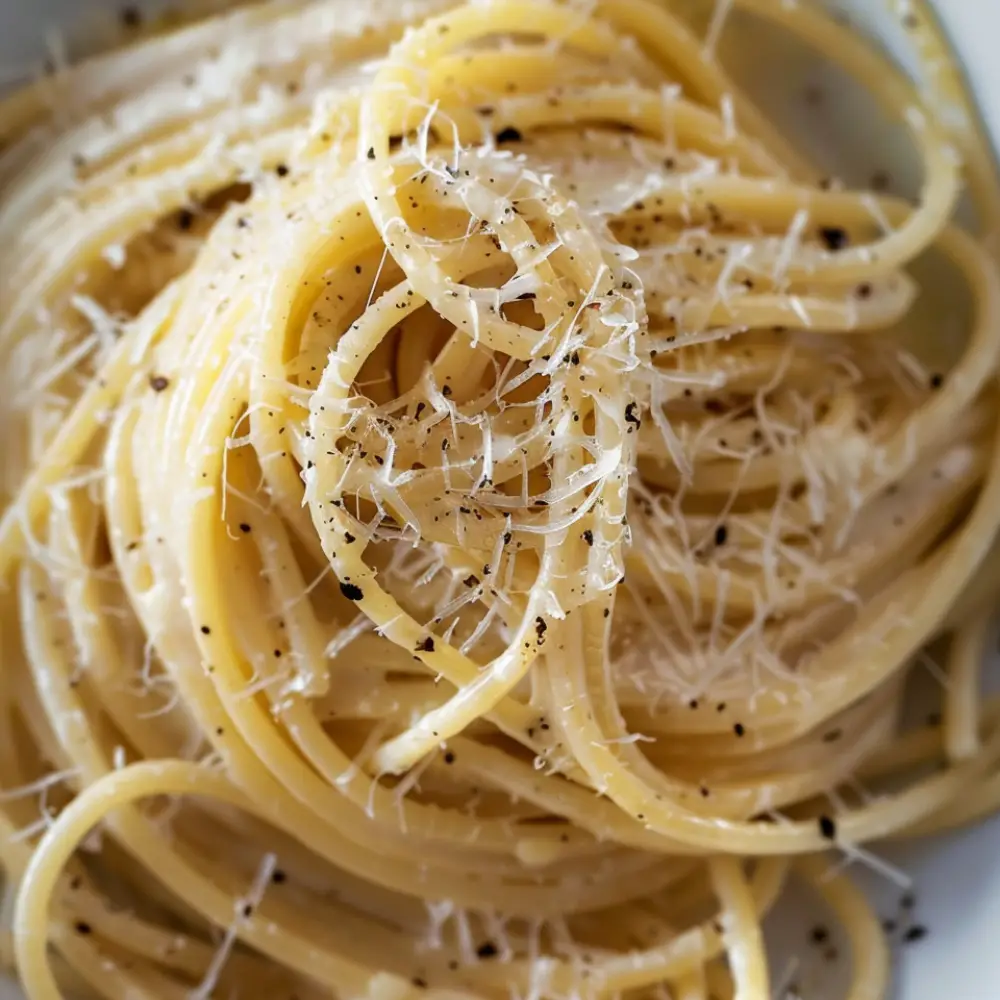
[2,1,1000,999]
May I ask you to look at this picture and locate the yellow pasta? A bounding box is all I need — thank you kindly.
[1,1,999,998]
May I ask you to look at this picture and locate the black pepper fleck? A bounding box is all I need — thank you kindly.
[495,127,523,144]
[819,227,848,251]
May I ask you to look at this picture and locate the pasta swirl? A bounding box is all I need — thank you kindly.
[1,2,999,999]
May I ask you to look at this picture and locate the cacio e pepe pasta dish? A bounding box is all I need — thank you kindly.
[1,1,1000,998]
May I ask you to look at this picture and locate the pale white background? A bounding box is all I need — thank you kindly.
[1,1,999,997]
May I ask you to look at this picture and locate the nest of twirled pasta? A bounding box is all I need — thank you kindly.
[2,1,1000,999]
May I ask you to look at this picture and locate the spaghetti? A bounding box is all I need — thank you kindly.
[1,1,999,998]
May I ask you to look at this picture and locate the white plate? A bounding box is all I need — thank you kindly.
[1,2,998,998]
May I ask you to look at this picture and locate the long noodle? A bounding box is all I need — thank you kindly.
[1,1,999,998]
